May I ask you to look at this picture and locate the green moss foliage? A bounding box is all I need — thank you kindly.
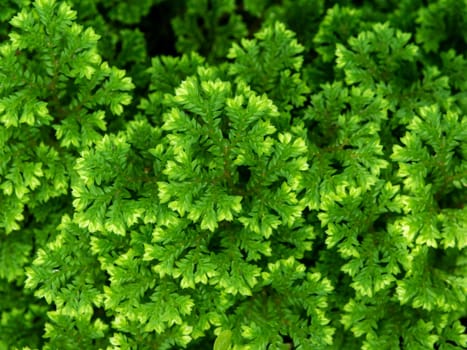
[0,0,466,349]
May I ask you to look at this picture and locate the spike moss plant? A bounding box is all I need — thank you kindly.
[0,0,466,349]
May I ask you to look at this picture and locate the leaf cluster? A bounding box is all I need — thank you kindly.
[0,0,466,349]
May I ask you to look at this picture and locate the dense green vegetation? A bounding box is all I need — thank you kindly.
[0,0,466,349]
